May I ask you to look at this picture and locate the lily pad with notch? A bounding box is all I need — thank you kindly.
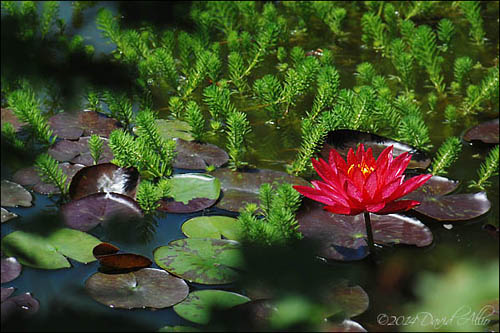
[92,242,152,272]
[154,238,243,285]
[85,268,188,309]
[158,173,220,213]
[181,216,242,241]
[61,192,144,232]
[1,228,101,269]
[69,163,140,200]
[403,175,492,221]
[49,110,121,140]
[320,129,431,170]
[462,118,499,144]
[173,138,229,170]
[296,198,433,261]
[1,180,32,208]
[209,168,310,212]
[1,292,40,324]
[155,119,194,141]
[173,290,250,325]
[1,257,22,283]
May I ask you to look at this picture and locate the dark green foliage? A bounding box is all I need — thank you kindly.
[228,51,247,93]
[84,88,102,112]
[469,145,499,190]
[168,97,184,119]
[88,134,103,165]
[135,109,176,164]
[459,1,485,45]
[437,18,455,51]
[40,1,59,39]
[185,101,205,142]
[361,12,386,51]
[103,91,134,130]
[444,105,458,123]
[1,123,24,150]
[137,47,178,90]
[239,183,302,246]
[427,93,438,112]
[356,63,377,86]
[430,137,462,176]
[403,1,436,21]
[136,179,170,214]
[35,153,68,197]
[461,66,499,114]
[226,111,251,170]
[203,84,235,130]
[253,75,282,124]
[451,57,474,94]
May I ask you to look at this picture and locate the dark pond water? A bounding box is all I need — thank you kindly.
[1,1,499,332]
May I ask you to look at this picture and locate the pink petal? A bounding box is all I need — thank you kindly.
[347,148,357,167]
[364,171,378,199]
[351,168,365,192]
[293,185,336,206]
[344,180,363,206]
[324,205,362,215]
[311,181,351,207]
[329,148,347,173]
[312,158,337,186]
[391,174,432,200]
[380,176,405,200]
[386,152,411,180]
[356,144,365,159]
[366,202,386,212]
[374,200,421,214]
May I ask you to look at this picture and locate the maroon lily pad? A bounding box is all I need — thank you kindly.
[1,108,26,132]
[1,292,40,323]
[1,180,32,207]
[296,198,433,261]
[173,138,229,170]
[92,243,152,272]
[12,163,85,195]
[209,168,310,212]
[462,118,499,144]
[1,257,22,284]
[85,268,189,309]
[1,288,15,302]
[47,136,114,166]
[69,163,139,200]
[320,129,431,170]
[93,242,120,257]
[404,175,491,221]
[61,192,143,231]
[49,110,121,140]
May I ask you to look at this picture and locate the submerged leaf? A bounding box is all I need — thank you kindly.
[463,118,499,144]
[155,119,194,141]
[1,180,32,208]
[49,110,121,140]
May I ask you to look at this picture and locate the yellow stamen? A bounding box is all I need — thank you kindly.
[348,162,374,177]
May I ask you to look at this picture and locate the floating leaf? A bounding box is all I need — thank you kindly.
[61,192,143,232]
[154,238,243,284]
[173,139,229,170]
[1,108,25,132]
[158,173,220,213]
[1,257,22,283]
[48,136,114,166]
[1,228,101,269]
[221,299,276,331]
[209,168,310,212]
[324,282,369,318]
[182,216,242,240]
[1,208,18,223]
[404,175,491,221]
[1,292,39,323]
[92,242,152,271]
[296,199,433,261]
[321,129,431,169]
[69,163,140,200]
[157,326,201,332]
[49,110,121,140]
[463,118,499,144]
[1,180,32,207]
[1,287,15,302]
[85,268,188,309]
[155,119,193,141]
[93,242,120,257]
[320,319,367,332]
[173,290,250,324]
[12,163,85,195]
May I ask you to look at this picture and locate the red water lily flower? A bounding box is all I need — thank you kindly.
[293,144,432,215]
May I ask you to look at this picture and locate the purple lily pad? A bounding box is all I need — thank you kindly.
[48,136,114,166]
[209,168,310,212]
[69,163,139,201]
[463,118,499,144]
[61,192,143,231]
[85,268,188,309]
[404,175,491,221]
[1,292,40,323]
[1,288,15,302]
[1,180,32,207]
[325,281,369,317]
[1,257,22,283]
[49,110,121,140]
[1,208,18,223]
[296,198,433,261]
[173,138,229,170]
[321,129,431,170]
[12,163,85,195]
[320,319,367,332]
[1,108,26,132]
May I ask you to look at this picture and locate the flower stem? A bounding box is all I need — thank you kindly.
[363,212,376,256]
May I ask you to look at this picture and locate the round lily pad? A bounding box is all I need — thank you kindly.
[158,173,220,213]
[181,216,242,240]
[48,136,114,166]
[323,281,369,318]
[1,257,22,283]
[85,268,188,309]
[49,110,121,140]
[155,119,193,141]
[1,180,32,208]
[69,163,140,200]
[92,242,152,271]
[154,238,243,284]
[1,228,101,269]
[173,139,229,170]
[1,287,15,302]
[320,129,431,169]
[463,118,499,144]
[1,208,18,223]
[296,199,433,261]
[61,192,143,232]
[1,292,40,323]
[173,290,250,324]
[209,168,310,212]
[1,108,26,132]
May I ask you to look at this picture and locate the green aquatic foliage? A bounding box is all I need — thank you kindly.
[427,92,438,112]
[436,18,455,51]
[451,56,474,94]
[307,65,340,121]
[459,1,485,45]
[356,62,377,86]
[136,179,170,214]
[399,19,416,46]
[469,145,499,191]
[430,137,462,176]
[1,122,24,150]
[402,1,436,21]
[390,39,415,93]
[239,183,302,246]
[444,104,458,123]
[228,51,248,93]
[7,87,56,145]
[88,134,103,165]
[96,8,120,49]
[226,111,251,170]
[34,153,68,197]
[103,91,134,130]
[185,101,205,142]
[253,74,282,123]
[84,87,101,112]
[361,12,387,51]
[383,3,398,38]
[462,66,499,114]
[40,1,59,39]
[137,47,178,90]
[168,96,184,120]
[203,83,235,130]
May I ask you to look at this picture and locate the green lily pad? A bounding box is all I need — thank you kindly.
[1,180,32,207]
[155,119,193,141]
[1,208,18,223]
[85,268,188,309]
[173,290,250,325]
[154,238,243,284]
[1,228,101,269]
[181,216,242,240]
